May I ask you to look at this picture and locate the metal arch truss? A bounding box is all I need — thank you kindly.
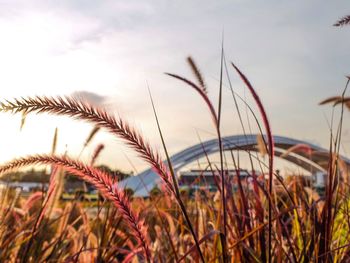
[118,134,349,197]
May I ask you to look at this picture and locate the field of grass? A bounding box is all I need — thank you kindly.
[0,22,350,261]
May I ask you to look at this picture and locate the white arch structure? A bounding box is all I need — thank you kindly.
[119,134,350,197]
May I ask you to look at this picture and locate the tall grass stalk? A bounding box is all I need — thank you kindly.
[231,62,275,263]
[148,87,205,262]
[166,53,228,260]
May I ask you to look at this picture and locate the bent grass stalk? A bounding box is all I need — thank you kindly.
[0,96,174,195]
[0,154,151,261]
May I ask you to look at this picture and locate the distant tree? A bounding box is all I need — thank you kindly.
[150,186,161,199]
[1,172,21,182]
[1,170,48,183]
[124,188,134,198]
[0,165,132,194]
[96,165,131,180]
[21,170,48,182]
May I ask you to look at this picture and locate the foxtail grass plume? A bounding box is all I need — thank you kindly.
[334,15,350,26]
[91,143,105,166]
[84,126,100,148]
[0,96,175,196]
[0,154,151,261]
[187,56,207,92]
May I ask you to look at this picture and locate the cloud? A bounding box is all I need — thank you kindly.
[71,91,107,107]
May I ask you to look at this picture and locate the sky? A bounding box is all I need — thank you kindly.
[0,1,349,174]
